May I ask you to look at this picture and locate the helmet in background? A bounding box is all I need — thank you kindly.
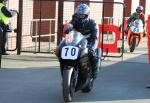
[136,6,143,14]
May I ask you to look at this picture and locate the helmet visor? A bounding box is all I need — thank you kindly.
[136,9,142,13]
[76,14,87,19]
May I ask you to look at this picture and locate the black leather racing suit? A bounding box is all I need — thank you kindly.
[64,15,99,78]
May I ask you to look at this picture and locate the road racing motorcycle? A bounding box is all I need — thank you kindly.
[57,31,101,102]
[127,19,144,52]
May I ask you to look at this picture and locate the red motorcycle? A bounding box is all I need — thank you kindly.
[126,19,144,52]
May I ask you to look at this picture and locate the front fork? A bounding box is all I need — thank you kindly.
[60,63,78,84]
[128,30,143,47]
[137,33,144,47]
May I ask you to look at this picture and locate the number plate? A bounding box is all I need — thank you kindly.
[131,26,143,33]
[61,46,79,60]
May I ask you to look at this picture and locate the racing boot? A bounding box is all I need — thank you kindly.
[92,65,99,79]
[91,56,99,79]
[88,47,99,79]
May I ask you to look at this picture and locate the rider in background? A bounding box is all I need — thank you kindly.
[126,5,146,36]
[61,4,99,79]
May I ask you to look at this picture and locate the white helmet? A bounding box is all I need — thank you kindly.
[74,4,90,23]
[75,3,90,16]
[136,6,143,13]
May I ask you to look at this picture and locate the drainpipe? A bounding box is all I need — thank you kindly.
[17,0,23,55]
[57,0,63,45]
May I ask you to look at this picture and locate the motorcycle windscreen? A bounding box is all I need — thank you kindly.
[64,31,84,46]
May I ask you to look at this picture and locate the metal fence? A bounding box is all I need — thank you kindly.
[0,0,126,68]
[6,0,125,54]
[4,0,58,53]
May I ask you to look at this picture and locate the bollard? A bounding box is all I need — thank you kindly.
[148,15,150,64]
[0,28,2,68]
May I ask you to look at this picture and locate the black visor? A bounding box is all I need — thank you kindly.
[136,9,142,13]
[76,14,87,19]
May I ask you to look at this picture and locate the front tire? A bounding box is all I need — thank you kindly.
[62,69,74,102]
[130,37,136,52]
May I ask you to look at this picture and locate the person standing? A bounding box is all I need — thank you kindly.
[0,0,16,55]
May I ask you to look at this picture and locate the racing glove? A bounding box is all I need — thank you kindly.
[64,24,73,34]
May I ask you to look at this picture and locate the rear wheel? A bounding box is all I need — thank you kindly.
[62,69,74,102]
[82,78,94,93]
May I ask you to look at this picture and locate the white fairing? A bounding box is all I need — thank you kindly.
[130,19,144,33]
[61,31,85,60]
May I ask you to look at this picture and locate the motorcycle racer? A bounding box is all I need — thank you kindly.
[58,3,99,79]
[126,6,145,36]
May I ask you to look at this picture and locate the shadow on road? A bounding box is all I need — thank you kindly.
[73,54,150,103]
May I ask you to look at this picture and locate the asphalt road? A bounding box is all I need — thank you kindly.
[0,60,150,103]
[0,37,150,103]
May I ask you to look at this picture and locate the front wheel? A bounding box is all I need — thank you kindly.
[62,69,74,102]
[129,37,136,52]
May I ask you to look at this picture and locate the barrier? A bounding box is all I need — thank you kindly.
[63,24,121,53]
[98,24,121,53]
[147,15,150,64]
